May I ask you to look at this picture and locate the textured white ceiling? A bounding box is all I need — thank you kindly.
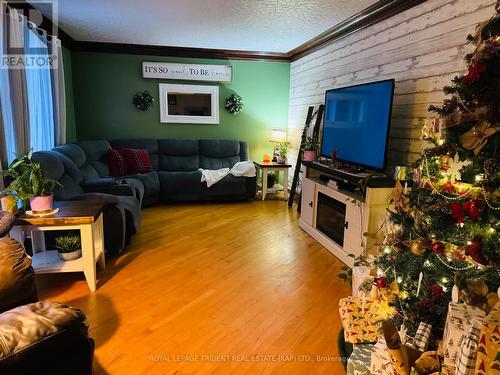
[34,0,377,52]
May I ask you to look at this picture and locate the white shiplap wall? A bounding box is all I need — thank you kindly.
[287,0,496,183]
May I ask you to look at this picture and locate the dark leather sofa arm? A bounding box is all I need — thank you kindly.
[0,300,94,375]
[81,179,135,196]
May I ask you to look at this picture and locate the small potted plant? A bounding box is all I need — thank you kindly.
[1,150,59,213]
[303,136,319,161]
[277,142,290,164]
[54,233,82,261]
[267,172,276,188]
[0,192,18,213]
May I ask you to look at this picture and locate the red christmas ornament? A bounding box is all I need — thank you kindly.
[376,277,389,288]
[463,63,487,84]
[450,202,464,225]
[465,240,488,265]
[429,284,444,298]
[416,297,432,308]
[432,241,446,254]
[463,200,482,222]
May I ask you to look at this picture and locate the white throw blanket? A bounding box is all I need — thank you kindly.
[199,161,256,187]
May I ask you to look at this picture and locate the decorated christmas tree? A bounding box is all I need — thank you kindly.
[370,5,500,342]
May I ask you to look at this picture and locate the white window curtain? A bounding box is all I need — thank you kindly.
[50,37,66,145]
[0,2,64,164]
[0,6,30,163]
[24,24,55,152]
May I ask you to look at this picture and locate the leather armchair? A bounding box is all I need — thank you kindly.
[0,212,94,375]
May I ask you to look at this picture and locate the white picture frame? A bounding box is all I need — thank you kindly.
[159,83,219,124]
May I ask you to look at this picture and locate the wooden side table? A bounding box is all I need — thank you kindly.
[11,201,106,292]
[253,161,292,201]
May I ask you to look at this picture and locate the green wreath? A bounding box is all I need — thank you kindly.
[225,94,244,115]
[133,90,154,111]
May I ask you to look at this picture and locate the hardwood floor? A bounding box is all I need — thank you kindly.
[36,200,351,375]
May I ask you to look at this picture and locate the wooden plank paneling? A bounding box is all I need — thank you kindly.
[287,0,496,183]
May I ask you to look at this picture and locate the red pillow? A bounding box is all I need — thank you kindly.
[121,148,153,174]
[108,148,128,177]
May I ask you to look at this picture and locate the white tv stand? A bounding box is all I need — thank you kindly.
[298,162,394,267]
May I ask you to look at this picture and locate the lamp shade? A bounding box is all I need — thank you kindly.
[270,128,287,143]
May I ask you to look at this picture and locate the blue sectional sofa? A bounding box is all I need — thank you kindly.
[78,139,256,205]
[33,139,256,255]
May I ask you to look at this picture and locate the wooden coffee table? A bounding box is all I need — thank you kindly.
[253,161,292,201]
[11,201,106,292]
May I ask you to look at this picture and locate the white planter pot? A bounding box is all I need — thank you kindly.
[277,156,287,164]
[58,249,82,261]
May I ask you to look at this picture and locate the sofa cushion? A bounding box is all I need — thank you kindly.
[0,300,87,359]
[51,150,84,184]
[203,175,247,197]
[76,140,112,177]
[158,139,199,172]
[110,140,159,171]
[158,171,202,195]
[122,171,160,203]
[199,140,241,170]
[32,152,84,201]
[31,151,64,181]
[108,149,128,177]
[121,148,153,174]
[53,144,86,168]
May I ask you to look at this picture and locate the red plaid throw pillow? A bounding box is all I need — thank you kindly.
[121,148,153,174]
[108,148,128,177]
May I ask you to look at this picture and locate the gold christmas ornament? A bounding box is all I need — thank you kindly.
[440,155,451,170]
[460,120,500,155]
[410,238,432,256]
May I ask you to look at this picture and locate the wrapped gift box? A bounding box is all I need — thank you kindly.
[475,301,500,375]
[405,321,432,352]
[347,343,375,375]
[339,296,393,344]
[370,337,394,375]
[443,302,486,368]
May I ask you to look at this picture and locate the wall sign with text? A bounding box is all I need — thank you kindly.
[142,62,232,82]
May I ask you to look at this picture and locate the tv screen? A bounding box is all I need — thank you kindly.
[321,79,394,170]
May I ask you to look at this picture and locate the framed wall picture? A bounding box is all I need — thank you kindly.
[159,84,219,124]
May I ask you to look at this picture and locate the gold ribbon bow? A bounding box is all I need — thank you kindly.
[460,120,499,155]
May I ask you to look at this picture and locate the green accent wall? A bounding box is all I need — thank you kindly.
[62,47,77,143]
[70,52,290,160]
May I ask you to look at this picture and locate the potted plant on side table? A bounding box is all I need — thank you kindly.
[1,150,59,214]
[54,232,82,261]
[303,136,319,161]
[267,172,276,188]
[0,192,18,213]
[276,142,290,164]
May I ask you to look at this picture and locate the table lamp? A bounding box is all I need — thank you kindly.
[270,128,287,162]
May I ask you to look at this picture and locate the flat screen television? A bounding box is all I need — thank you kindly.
[321,79,395,171]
